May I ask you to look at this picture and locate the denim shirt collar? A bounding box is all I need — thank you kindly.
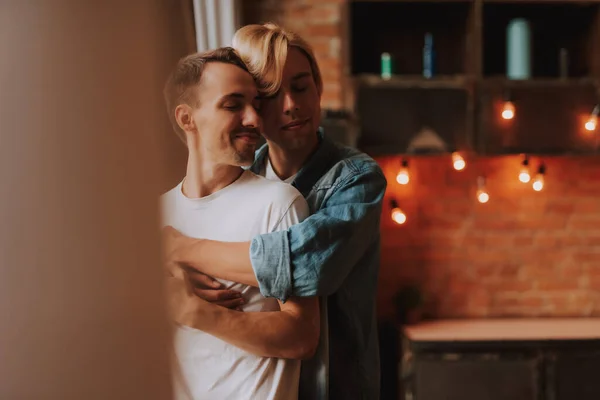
[251,128,340,197]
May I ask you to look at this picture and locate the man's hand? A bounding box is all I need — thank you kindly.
[162,226,245,310]
[186,269,246,310]
[165,274,214,328]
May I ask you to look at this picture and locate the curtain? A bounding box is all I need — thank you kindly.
[192,0,240,52]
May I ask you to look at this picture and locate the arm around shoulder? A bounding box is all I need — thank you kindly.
[251,163,387,300]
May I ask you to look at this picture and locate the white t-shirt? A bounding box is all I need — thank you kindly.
[161,170,309,400]
[264,157,297,184]
[257,158,330,400]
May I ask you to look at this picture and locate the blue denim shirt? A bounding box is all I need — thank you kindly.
[249,130,387,400]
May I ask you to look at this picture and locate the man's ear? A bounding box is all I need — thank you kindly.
[174,104,195,133]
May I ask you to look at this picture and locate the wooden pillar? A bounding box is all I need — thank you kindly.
[0,1,184,398]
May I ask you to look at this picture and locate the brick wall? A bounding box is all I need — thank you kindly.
[377,155,600,319]
[241,0,347,109]
[243,1,600,320]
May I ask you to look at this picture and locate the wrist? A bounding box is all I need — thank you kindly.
[173,235,198,264]
[189,301,220,331]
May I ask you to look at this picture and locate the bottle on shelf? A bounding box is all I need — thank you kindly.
[423,33,435,79]
[381,52,392,80]
[506,18,531,80]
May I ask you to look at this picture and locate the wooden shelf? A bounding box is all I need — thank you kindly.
[350,0,473,2]
[404,318,600,343]
[355,74,470,90]
[482,77,599,88]
[484,0,600,3]
[349,0,600,155]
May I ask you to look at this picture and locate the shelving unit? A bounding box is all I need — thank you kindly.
[349,0,600,155]
[354,74,470,90]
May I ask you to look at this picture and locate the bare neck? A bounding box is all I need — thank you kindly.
[182,147,243,198]
[266,139,319,181]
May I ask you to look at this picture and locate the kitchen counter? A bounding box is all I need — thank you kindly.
[400,318,600,400]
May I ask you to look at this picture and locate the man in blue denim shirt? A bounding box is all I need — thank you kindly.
[164,23,387,399]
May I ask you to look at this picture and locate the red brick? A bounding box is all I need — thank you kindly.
[585,236,600,246]
[535,279,581,291]
[305,24,340,37]
[560,264,583,278]
[465,250,510,264]
[573,251,600,263]
[563,235,584,246]
[321,96,342,109]
[490,307,543,318]
[521,264,560,280]
[568,216,600,231]
[472,264,499,279]
[589,277,600,290]
[485,280,533,292]
[472,218,520,230]
[574,199,600,214]
[317,56,341,68]
[309,40,331,57]
[305,0,346,3]
[533,233,566,248]
[493,294,543,309]
[545,200,576,215]
[498,264,522,278]
[514,236,535,247]
[519,216,569,230]
[307,5,341,24]
[519,250,569,266]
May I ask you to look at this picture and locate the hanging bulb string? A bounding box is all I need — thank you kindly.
[519,154,531,183]
[389,198,406,225]
[396,158,410,185]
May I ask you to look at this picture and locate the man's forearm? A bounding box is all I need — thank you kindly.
[188,302,319,360]
[175,237,258,287]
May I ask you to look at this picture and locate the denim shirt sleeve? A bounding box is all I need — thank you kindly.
[250,165,387,301]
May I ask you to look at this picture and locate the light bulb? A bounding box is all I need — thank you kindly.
[391,208,407,224]
[519,156,530,183]
[390,199,406,225]
[502,101,515,120]
[477,190,489,203]
[532,163,546,191]
[396,159,410,185]
[519,169,531,183]
[396,169,409,185]
[585,115,597,132]
[476,176,489,203]
[532,176,544,191]
[452,152,466,171]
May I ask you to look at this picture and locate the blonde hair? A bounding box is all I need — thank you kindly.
[163,47,249,144]
[232,23,323,98]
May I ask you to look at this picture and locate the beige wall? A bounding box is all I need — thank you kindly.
[0,1,189,398]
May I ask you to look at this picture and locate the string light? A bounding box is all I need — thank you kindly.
[396,158,410,185]
[502,101,515,120]
[519,155,531,183]
[501,89,515,120]
[585,105,599,131]
[476,176,489,203]
[452,152,466,171]
[390,199,406,225]
[532,163,546,192]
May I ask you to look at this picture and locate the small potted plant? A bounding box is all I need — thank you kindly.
[393,284,425,325]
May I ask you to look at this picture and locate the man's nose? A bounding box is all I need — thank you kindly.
[243,106,260,128]
[283,92,300,116]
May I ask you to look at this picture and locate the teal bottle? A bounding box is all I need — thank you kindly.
[506,18,531,80]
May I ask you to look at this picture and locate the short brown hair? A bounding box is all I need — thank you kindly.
[163,47,250,144]
[232,23,323,98]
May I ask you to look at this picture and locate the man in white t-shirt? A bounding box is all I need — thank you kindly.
[161,48,319,400]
